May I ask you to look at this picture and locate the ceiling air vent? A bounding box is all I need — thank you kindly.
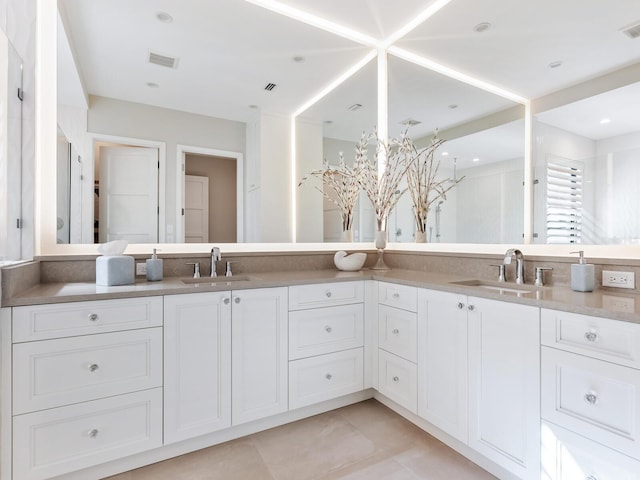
[264,82,277,91]
[347,103,363,111]
[621,21,640,39]
[400,118,422,127]
[148,51,178,68]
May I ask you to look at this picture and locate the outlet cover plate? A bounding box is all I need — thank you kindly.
[602,270,635,289]
[135,263,147,276]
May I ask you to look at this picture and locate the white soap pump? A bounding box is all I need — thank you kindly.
[570,250,594,292]
[146,248,163,281]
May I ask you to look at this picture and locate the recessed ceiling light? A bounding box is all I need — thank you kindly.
[146,82,159,88]
[156,12,173,23]
[324,120,333,124]
[473,22,491,33]
[248,104,259,109]
[600,117,611,124]
[441,151,449,156]
[293,56,305,63]
[549,60,563,69]
[448,104,458,109]
[472,157,480,162]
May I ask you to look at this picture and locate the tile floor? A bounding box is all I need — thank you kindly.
[105,399,496,480]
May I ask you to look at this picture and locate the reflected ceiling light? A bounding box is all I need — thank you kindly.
[248,104,259,109]
[600,117,611,124]
[383,0,454,47]
[472,157,480,162]
[146,82,159,88]
[473,22,491,33]
[549,60,563,69]
[293,56,305,63]
[324,120,333,124]
[448,104,458,109]
[400,118,421,126]
[156,12,173,23]
[245,0,377,46]
[441,151,449,156]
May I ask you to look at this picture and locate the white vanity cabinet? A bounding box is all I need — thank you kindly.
[541,308,640,477]
[467,296,540,480]
[231,287,288,425]
[416,288,468,443]
[377,282,418,413]
[163,292,232,444]
[9,297,164,480]
[288,282,364,410]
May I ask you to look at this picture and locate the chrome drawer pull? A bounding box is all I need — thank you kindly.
[392,376,399,382]
[584,331,598,342]
[223,298,230,305]
[87,428,99,439]
[584,392,598,405]
[392,292,400,299]
[457,302,465,310]
[392,328,400,335]
[88,313,98,322]
[325,291,332,298]
[88,363,99,372]
[325,373,332,380]
[467,304,475,311]
[325,325,332,333]
[234,297,241,304]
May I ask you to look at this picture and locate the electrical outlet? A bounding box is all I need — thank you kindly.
[136,263,147,276]
[602,270,635,289]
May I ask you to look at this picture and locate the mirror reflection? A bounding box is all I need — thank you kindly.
[533,81,640,245]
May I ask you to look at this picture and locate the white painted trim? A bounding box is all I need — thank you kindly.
[87,133,166,244]
[0,309,12,480]
[176,145,244,243]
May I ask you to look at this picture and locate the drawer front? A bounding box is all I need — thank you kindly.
[378,305,417,362]
[542,421,640,480]
[378,282,417,312]
[13,296,163,342]
[289,281,364,310]
[13,388,163,480]
[377,349,417,414]
[541,308,640,368]
[289,348,364,409]
[542,347,640,460]
[289,304,363,360]
[14,328,163,414]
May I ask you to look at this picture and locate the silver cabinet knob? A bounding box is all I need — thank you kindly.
[392,328,400,335]
[584,331,598,342]
[392,292,400,299]
[392,376,399,382]
[88,313,98,322]
[325,373,332,380]
[234,297,240,304]
[223,298,230,305]
[325,290,332,298]
[87,428,99,438]
[457,302,465,310]
[467,304,475,311]
[324,325,332,333]
[88,363,99,372]
[584,392,598,405]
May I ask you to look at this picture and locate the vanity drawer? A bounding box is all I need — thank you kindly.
[13,388,162,480]
[542,347,640,460]
[378,349,417,414]
[542,421,640,480]
[12,296,163,342]
[289,281,364,311]
[378,304,417,362]
[289,303,363,360]
[289,348,364,409]
[378,282,417,312]
[541,308,640,369]
[13,328,163,414]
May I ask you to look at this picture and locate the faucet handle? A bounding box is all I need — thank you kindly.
[534,267,553,286]
[490,264,506,282]
[211,247,221,260]
[186,262,201,278]
[225,261,238,277]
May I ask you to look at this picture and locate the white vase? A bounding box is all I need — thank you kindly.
[341,229,354,242]
[374,230,387,250]
[415,230,426,243]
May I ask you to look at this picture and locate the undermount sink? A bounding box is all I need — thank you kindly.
[449,279,540,295]
[181,274,256,285]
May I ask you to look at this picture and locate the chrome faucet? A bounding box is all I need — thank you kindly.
[504,248,525,284]
[210,247,221,277]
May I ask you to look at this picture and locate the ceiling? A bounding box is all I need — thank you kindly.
[58,0,640,142]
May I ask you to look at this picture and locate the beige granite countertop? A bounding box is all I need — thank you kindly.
[5,268,640,324]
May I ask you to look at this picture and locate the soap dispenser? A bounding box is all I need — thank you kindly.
[570,250,594,292]
[146,248,163,282]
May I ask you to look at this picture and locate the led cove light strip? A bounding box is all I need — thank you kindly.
[381,0,454,48]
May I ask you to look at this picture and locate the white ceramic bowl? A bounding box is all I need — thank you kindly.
[333,251,367,271]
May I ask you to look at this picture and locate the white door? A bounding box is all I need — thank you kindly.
[231,287,288,425]
[164,292,232,444]
[98,146,158,243]
[184,174,209,243]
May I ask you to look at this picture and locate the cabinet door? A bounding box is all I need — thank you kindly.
[468,296,540,480]
[164,292,232,444]
[417,289,468,443]
[232,287,288,425]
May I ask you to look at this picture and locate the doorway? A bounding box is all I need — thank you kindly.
[177,145,244,243]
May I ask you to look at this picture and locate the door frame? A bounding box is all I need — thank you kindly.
[176,145,244,243]
[88,134,166,243]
